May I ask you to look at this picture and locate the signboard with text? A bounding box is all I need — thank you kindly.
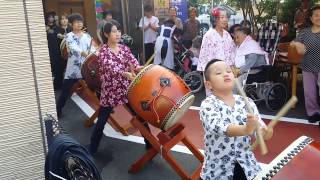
[170,0,188,22]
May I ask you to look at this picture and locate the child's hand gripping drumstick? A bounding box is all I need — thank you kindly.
[251,96,298,150]
[234,79,268,155]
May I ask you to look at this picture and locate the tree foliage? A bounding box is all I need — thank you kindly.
[188,0,211,7]
[225,0,279,32]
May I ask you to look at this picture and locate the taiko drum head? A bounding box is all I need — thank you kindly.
[81,53,101,92]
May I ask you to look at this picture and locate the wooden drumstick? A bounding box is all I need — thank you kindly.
[251,96,298,150]
[234,79,268,155]
[87,37,93,55]
[143,53,156,68]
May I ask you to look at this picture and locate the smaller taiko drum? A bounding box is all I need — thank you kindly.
[127,64,195,130]
[81,53,101,91]
[254,136,320,180]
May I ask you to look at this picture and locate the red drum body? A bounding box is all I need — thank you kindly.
[127,65,195,130]
[60,38,68,60]
[81,53,101,91]
[254,136,320,180]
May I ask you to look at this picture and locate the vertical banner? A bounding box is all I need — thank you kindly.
[170,0,188,22]
[154,0,170,20]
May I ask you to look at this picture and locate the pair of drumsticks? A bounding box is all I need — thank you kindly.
[234,79,298,155]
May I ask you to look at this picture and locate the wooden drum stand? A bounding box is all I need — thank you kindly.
[129,117,204,180]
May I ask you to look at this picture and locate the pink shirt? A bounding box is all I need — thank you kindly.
[197,28,236,71]
[98,44,139,107]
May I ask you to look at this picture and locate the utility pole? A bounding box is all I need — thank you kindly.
[142,1,145,64]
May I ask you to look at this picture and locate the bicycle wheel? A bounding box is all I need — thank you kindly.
[183,71,204,93]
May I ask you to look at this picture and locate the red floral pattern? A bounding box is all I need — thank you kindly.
[98,44,139,107]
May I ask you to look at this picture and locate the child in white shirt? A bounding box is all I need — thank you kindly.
[199,59,273,180]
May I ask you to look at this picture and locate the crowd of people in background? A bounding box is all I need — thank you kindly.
[44,3,320,123]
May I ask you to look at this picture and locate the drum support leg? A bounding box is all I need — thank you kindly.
[75,80,135,136]
[129,118,204,180]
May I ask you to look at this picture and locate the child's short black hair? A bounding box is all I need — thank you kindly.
[68,13,84,24]
[204,59,222,80]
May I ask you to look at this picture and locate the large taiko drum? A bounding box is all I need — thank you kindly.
[60,38,68,60]
[254,136,320,180]
[127,64,195,130]
[81,52,101,91]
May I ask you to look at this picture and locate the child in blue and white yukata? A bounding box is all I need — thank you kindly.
[199,59,273,180]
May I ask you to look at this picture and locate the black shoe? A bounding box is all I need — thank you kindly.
[308,113,320,123]
[144,140,152,150]
[88,142,98,155]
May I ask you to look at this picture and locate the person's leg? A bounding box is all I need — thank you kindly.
[126,103,152,149]
[90,106,113,154]
[56,79,79,118]
[53,58,64,90]
[233,162,247,180]
[302,71,320,120]
[145,43,155,62]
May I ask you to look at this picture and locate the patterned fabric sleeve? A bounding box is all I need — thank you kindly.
[197,33,212,71]
[124,45,139,69]
[66,33,81,58]
[200,99,230,136]
[228,38,236,66]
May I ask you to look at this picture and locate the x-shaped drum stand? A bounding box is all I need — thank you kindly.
[129,117,204,180]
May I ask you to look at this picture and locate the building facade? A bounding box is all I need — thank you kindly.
[0,0,56,179]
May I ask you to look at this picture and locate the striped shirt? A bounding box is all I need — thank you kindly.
[296,28,320,72]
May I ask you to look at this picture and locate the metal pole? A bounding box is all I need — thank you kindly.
[121,0,128,34]
[142,0,145,64]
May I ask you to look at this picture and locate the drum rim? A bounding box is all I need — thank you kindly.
[161,93,195,130]
[127,64,154,95]
[253,136,312,180]
[81,53,98,70]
